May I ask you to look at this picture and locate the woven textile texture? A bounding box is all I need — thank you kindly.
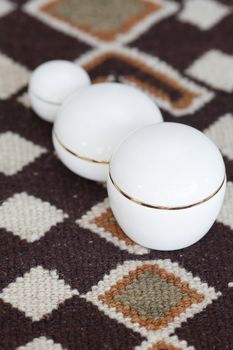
[0,0,233,349]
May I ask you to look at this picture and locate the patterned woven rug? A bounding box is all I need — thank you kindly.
[0,0,233,349]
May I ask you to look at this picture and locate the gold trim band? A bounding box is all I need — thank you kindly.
[109,172,225,210]
[53,131,109,164]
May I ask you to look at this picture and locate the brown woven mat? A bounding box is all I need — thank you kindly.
[0,0,232,349]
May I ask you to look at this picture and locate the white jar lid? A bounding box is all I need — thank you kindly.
[110,122,225,208]
[29,60,90,104]
[54,83,163,163]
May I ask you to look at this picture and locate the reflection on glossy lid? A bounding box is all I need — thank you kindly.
[29,60,90,104]
[54,83,163,163]
[110,122,225,207]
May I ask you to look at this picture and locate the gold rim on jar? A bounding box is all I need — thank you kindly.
[109,171,226,210]
[53,130,109,164]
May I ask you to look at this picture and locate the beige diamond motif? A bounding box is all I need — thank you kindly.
[204,114,233,160]
[0,131,46,176]
[0,266,78,321]
[0,0,16,17]
[178,0,230,30]
[0,52,30,99]
[186,50,233,92]
[17,92,31,109]
[217,181,233,230]
[16,336,66,350]
[0,192,68,242]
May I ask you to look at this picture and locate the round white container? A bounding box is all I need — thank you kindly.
[29,60,91,122]
[107,122,226,250]
[53,83,163,182]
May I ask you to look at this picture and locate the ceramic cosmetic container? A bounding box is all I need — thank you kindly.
[53,82,163,182]
[107,122,226,251]
[29,60,91,122]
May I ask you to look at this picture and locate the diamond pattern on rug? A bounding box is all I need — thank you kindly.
[0,131,47,176]
[148,341,181,350]
[136,335,194,350]
[77,46,214,117]
[0,10,91,70]
[0,266,78,321]
[17,92,31,109]
[84,260,220,337]
[186,49,233,92]
[217,181,233,230]
[76,198,149,255]
[42,295,144,349]
[204,113,233,160]
[97,268,202,331]
[0,0,15,17]
[16,336,66,350]
[24,0,178,45]
[0,192,68,242]
[41,0,160,41]
[178,0,230,30]
[0,51,30,99]
[0,0,232,348]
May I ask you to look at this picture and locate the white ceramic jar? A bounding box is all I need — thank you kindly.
[53,83,163,182]
[29,60,91,122]
[107,122,226,251]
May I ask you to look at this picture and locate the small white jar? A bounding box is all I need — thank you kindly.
[29,60,91,122]
[107,122,226,251]
[53,83,163,182]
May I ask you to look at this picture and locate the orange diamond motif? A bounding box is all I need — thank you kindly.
[98,263,204,331]
[76,199,149,255]
[91,208,135,247]
[77,47,214,116]
[24,0,178,45]
[41,0,160,41]
[84,260,221,337]
[149,341,181,350]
